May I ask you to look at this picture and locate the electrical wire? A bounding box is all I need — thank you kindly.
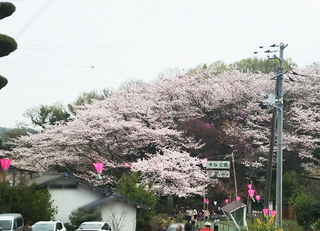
[292,44,320,58]
[15,0,54,39]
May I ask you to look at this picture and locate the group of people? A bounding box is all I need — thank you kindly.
[157,220,219,231]
[184,208,216,222]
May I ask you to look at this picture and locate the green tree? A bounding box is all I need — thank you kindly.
[234,57,296,74]
[68,89,112,114]
[24,103,71,129]
[187,60,228,75]
[0,2,18,90]
[0,125,36,150]
[291,192,320,229]
[283,170,299,201]
[116,172,158,231]
[0,181,56,223]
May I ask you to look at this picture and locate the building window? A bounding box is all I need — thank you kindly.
[49,184,63,189]
[64,184,77,189]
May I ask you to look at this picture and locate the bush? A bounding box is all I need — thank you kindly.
[150,213,173,231]
[67,210,102,231]
[292,192,320,229]
[246,218,302,231]
[282,219,303,231]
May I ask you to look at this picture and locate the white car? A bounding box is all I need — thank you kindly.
[76,221,112,231]
[32,221,66,231]
[167,223,185,231]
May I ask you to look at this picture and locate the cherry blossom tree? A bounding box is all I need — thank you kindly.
[7,63,320,196]
[131,149,208,197]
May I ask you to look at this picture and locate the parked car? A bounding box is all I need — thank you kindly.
[167,223,185,231]
[32,221,66,231]
[0,213,24,231]
[76,222,112,231]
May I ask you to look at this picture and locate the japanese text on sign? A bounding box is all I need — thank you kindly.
[207,170,230,178]
[207,161,230,169]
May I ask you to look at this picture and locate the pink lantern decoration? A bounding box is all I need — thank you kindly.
[263,208,269,216]
[204,198,207,203]
[237,196,241,201]
[206,200,209,204]
[255,195,261,202]
[93,163,104,179]
[248,189,255,198]
[247,184,252,190]
[225,199,229,204]
[248,189,255,202]
[270,210,277,216]
[201,158,207,168]
[0,159,12,172]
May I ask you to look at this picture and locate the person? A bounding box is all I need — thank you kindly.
[189,208,193,221]
[204,209,209,221]
[200,222,212,231]
[157,222,167,231]
[192,208,198,219]
[185,209,190,221]
[21,222,32,231]
[176,225,182,231]
[184,222,192,231]
[213,218,219,231]
[191,215,197,230]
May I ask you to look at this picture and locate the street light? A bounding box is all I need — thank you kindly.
[156,162,164,177]
[201,159,208,210]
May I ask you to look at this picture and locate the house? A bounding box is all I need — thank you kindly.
[29,172,149,231]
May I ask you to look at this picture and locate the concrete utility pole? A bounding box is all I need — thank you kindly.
[260,43,287,228]
[231,153,238,199]
[264,107,277,211]
[275,43,287,228]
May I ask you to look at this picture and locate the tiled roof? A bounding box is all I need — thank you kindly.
[29,172,149,210]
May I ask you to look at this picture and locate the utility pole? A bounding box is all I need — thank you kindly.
[260,43,287,228]
[231,153,238,199]
[275,42,287,228]
[264,107,277,211]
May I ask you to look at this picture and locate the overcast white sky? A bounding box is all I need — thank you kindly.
[0,0,319,128]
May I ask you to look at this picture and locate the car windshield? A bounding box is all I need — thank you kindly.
[32,223,55,231]
[78,224,102,230]
[0,220,12,230]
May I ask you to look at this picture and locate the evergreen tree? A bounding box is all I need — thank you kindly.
[0,2,18,90]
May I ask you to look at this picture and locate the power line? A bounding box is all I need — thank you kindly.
[15,0,54,39]
[292,44,320,57]
[19,44,256,49]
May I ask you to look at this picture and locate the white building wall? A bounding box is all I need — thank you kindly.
[47,178,104,223]
[100,200,137,231]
